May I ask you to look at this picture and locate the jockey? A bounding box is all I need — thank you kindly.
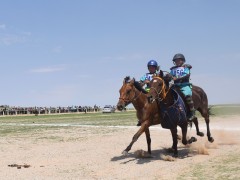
[137,59,159,126]
[139,60,159,92]
[170,53,196,121]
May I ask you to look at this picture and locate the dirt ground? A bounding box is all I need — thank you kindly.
[0,116,240,180]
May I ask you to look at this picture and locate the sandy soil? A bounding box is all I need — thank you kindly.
[0,116,239,180]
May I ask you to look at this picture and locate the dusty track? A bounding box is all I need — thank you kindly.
[0,116,239,179]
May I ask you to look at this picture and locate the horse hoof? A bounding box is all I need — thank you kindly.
[197,132,204,137]
[182,140,188,145]
[191,137,197,142]
[208,137,214,143]
[122,150,129,156]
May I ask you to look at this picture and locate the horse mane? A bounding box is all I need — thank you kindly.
[124,76,147,94]
[133,81,148,94]
[154,70,171,88]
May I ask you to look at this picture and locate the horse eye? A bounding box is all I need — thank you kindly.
[127,90,131,94]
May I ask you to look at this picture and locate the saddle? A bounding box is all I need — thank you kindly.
[159,89,187,129]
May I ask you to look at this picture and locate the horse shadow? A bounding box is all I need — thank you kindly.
[110,146,195,164]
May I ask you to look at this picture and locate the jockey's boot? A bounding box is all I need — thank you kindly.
[136,120,141,126]
[186,95,196,122]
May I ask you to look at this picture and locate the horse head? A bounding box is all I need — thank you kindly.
[117,76,137,111]
[147,75,168,103]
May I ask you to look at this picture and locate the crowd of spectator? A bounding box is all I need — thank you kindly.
[0,105,101,116]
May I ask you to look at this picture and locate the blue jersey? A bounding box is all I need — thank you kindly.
[140,73,155,82]
[140,73,156,92]
[170,66,190,79]
[170,65,192,96]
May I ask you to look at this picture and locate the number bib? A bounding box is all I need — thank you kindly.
[172,67,185,78]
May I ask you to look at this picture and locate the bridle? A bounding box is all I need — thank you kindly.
[119,85,142,104]
[149,76,170,102]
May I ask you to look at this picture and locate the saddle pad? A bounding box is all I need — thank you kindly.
[159,89,187,129]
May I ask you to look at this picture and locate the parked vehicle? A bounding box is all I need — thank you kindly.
[102,105,116,113]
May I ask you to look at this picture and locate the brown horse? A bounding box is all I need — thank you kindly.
[117,76,196,157]
[148,75,214,143]
[147,76,214,155]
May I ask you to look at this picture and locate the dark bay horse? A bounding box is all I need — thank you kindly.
[117,77,196,157]
[147,76,214,155]
[148,75,214,143]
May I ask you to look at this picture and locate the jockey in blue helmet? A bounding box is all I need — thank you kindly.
[139,60,159,92]
[137,59,159,126]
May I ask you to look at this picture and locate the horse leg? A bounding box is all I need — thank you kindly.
[193,116,204,137]
[145,127,151,154]
[122,121,149,155]
[181,123,197,145]
[170,127,178,157]
[200,109,214,143]
[205,116,214,142]
[181,124,188,145]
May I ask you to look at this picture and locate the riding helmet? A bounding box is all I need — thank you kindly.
[172,53,185,62]
[147,60,158,67]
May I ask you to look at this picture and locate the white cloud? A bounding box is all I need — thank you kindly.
[0,25,32,45]
[0,24,6,30]
[0,34,27,45]
[30,65,66,73]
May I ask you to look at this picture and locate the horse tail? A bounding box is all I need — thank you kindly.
[208,105,215,116]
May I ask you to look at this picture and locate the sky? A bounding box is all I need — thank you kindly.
[0,0,240,107]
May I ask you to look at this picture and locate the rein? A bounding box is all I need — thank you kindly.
[150,76,170,102]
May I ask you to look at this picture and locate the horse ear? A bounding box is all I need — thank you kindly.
[124,76,131,84]
[130,78,135,85]
[159,70,164,78]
